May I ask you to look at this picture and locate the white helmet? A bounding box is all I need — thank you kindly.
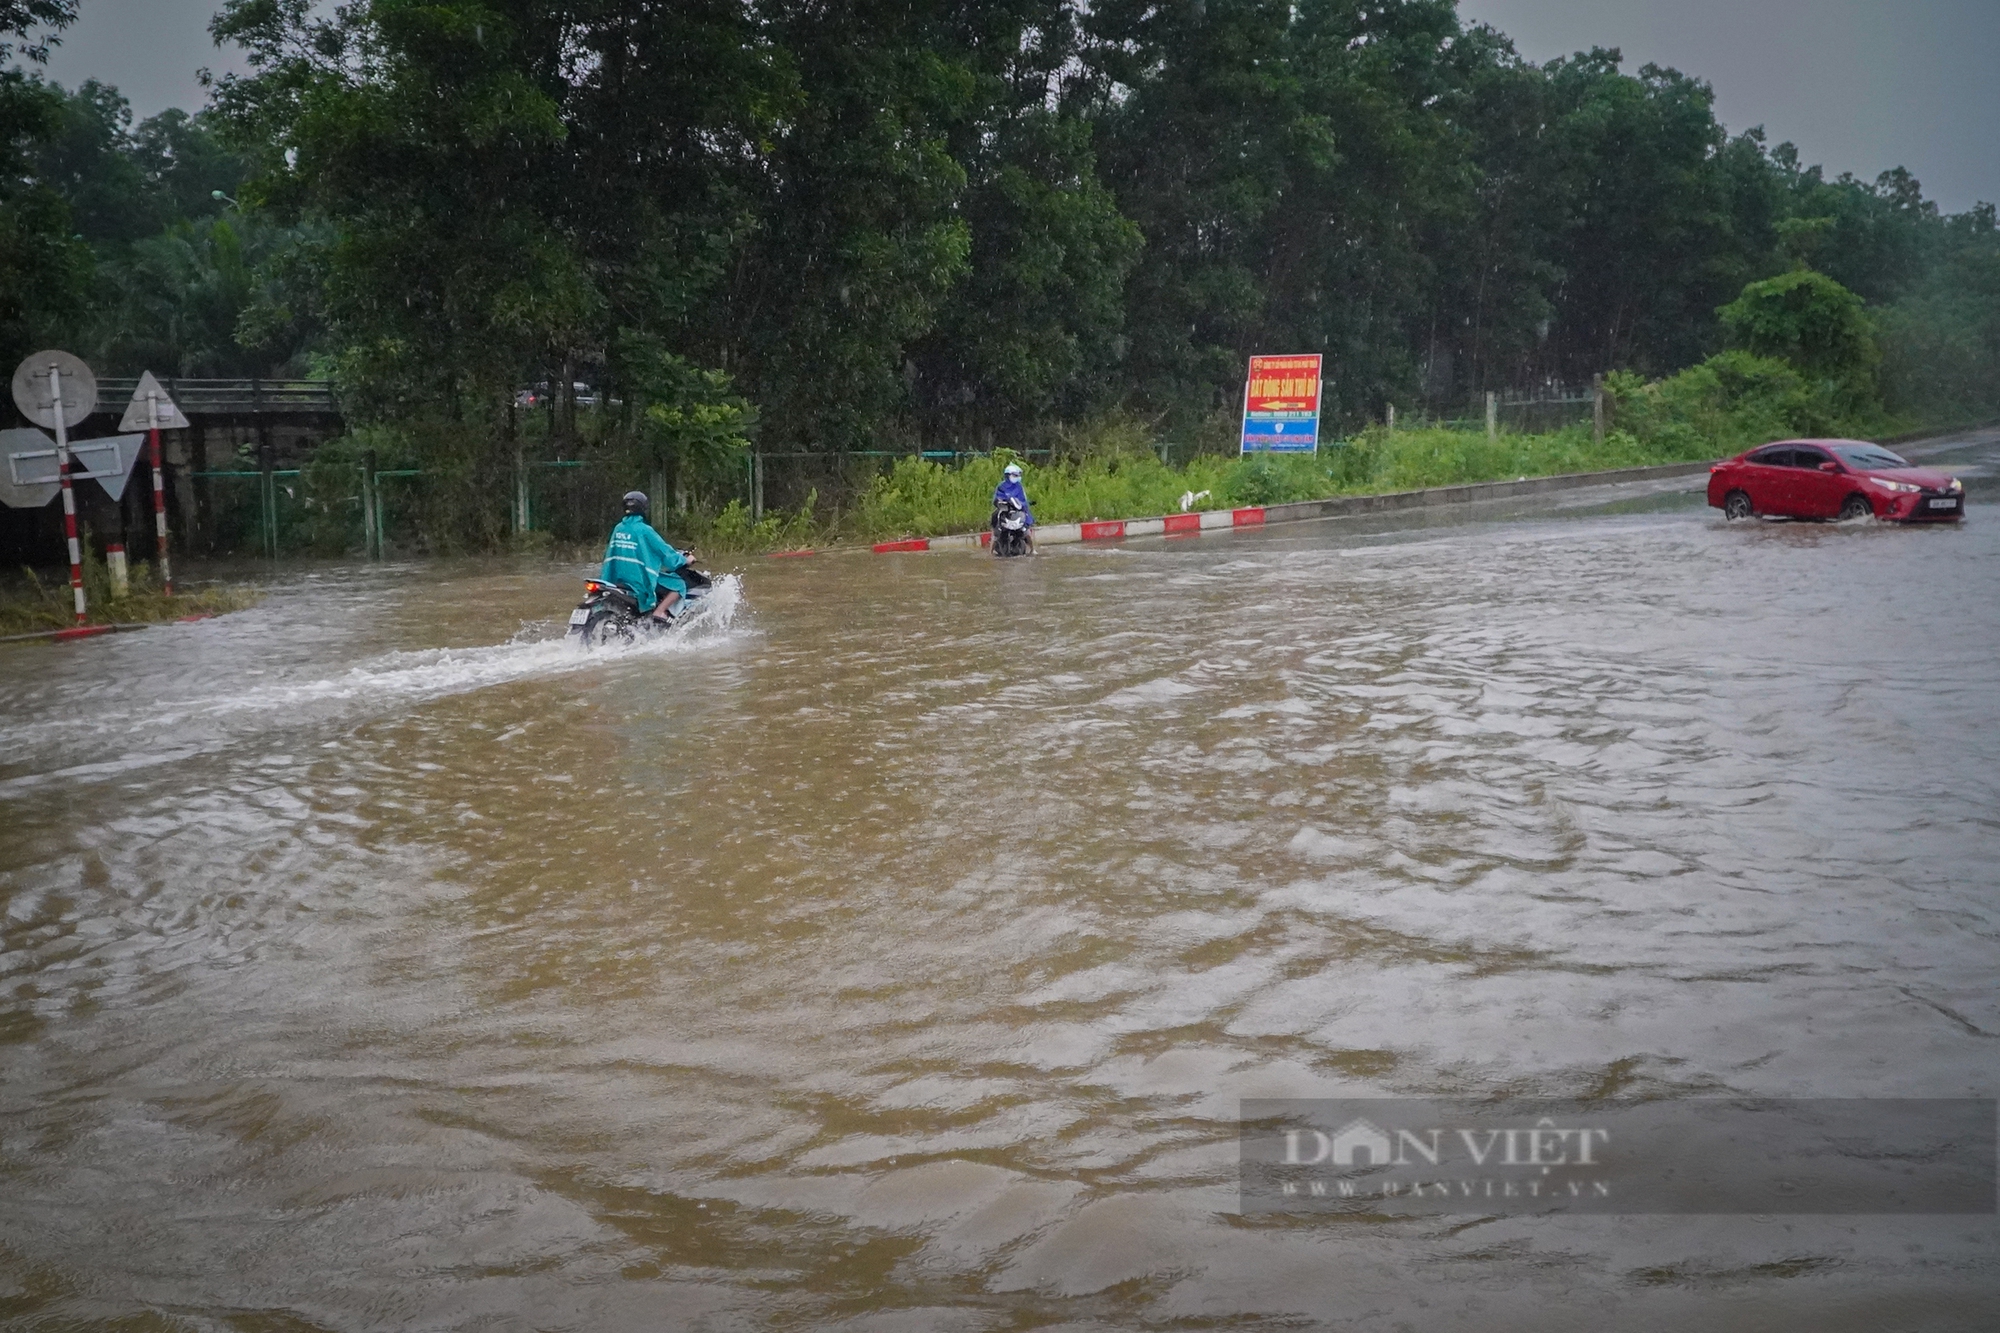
[1003,462,1023,477]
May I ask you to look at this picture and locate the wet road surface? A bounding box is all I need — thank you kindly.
[2,431,1997,1330]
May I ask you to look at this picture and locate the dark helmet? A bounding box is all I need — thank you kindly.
[622,490,649,516]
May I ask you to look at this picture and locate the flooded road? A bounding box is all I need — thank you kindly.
[4,433,1997,1330]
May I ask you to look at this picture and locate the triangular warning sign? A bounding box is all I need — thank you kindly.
[73,433,148,501]
[118,371,191,431]
[0,426,61,508]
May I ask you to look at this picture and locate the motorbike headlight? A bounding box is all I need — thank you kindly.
[1869,477,1921,493]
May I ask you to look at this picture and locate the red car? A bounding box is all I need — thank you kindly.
[1707,438,1965,522]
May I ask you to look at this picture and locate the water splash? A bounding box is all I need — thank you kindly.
[0,574,748,792]
[225,571,747,712]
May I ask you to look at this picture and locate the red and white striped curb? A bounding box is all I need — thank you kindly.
[0,613,215,646]
[763,459,1716,559]
[885,505,1269,553]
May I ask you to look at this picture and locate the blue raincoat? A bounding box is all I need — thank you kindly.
[994,476,1035,527]
[599,514,688,612]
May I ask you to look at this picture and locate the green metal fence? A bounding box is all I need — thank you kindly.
[182,446,1070,558]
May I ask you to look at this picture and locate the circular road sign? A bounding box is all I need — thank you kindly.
[11,350,97,430]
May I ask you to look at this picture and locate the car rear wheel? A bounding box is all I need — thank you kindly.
[1722,490,1754,520]
[1837,493,1873,521]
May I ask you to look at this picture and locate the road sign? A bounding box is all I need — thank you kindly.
[1240,353,1322,453]
[11,350,96,430]
[118,370,191,432]
[0,427,60,507]
[11,352,93,621]
[82,436,149,501]
[6,431,148,500]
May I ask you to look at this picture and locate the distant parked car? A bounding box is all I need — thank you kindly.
[513,381,603,409]
[1708,439,1965,523]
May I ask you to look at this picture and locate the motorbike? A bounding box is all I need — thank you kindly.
[991,497,1032,558]
[566,565,714,646]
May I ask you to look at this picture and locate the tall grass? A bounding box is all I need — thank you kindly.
[772,351,1908,548]
[1,542,259,635]
[299,350,1927,560]
[828,417,1715,546]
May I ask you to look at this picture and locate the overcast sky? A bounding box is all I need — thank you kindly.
[29,0,2000,212]
[1459,0,1999,212]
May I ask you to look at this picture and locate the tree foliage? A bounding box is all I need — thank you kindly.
[0,0,73,65]
[4,0,1996,504]
[1718,268,1876,392]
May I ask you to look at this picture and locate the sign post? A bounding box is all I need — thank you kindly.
[51,365,83,621]
[1240,354,1323,453]
[11,351,97,623]
[119,371,190,595]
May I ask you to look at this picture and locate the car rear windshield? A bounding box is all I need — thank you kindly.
[1830,444,1910,469]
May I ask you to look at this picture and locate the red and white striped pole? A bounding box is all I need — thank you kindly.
[148,389,172,595]
[48,363,87,624]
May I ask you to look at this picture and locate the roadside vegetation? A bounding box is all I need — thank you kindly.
[3,1,1995,566]
[672,274,1944,550]
[0,540,258,636]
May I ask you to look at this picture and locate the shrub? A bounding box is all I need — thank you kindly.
[1717,268,1879,406]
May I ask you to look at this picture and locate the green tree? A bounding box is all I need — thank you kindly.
[624,336,757,508]
[28,79,162,243]
[169,0,1991,550]
[209,0,588,421]
[1535,51,1764,378]
[6,77,259,378]
[94,212,315,376]
[718,2,974,451]
[0,0,84,375]
[1077,2,1512,424]
[911,2,1143,440]
[130,108,245,223]
[1872,202,2000,419]
[0,0,73,64]
[1717,268,1877,396]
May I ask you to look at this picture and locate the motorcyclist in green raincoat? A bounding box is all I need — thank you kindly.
[600,491,692,622]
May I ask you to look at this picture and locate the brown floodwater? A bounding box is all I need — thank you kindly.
[3,433,1997,1330]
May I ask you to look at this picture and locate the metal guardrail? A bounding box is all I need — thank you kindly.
[93,377,340,416]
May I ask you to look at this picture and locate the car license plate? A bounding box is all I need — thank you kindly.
[568,608,589,625]
[1927,498,1959,510]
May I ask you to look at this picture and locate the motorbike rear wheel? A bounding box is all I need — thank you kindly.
[580,605,636,647]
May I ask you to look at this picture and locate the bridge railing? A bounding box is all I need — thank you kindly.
[93,377,340,417]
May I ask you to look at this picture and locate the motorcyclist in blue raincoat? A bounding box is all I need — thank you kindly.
[993,462,1034,550]
[601,491,693,622]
